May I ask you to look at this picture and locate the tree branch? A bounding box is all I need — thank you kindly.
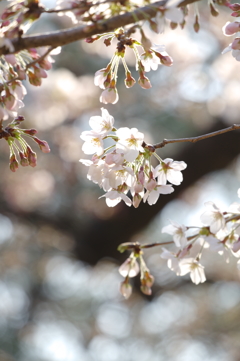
[0,0,202,55]
[148,124,240,150]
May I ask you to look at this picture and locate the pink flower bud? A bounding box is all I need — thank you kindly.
[19,151,29,167]
[125,72,136,88]
[138,76,152,89]
[24,129,38,136]
[4,54,16,65]
[140,285,152,295]
[232,37,240,50]
[33,137,51,153]
[138,167,145,185]
[228,3,240,11]
[100,87,119,104]
[159,54,173,67]
[26,146,37,167]
[223,21,240,36]
[120,281,132,299]
[9,154,19,172]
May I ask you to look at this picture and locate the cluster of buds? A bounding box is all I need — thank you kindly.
[117,193,240,298]
[118,243,154,299]
[0,46,56,120]
[89,28,173,104]
[222,4,240,60]
[80,108,186,207]
[0,115,50,172]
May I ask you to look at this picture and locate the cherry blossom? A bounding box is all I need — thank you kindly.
[162,221,188,248]
[178,258,206,285]
[161,247,181,274]
[80,131,105,156]
[116,127,145,162]
[200,201,226,234]
[89,108,114,135]
[100,189,132,207]
[143,184,174,205]
[154,158,187,186]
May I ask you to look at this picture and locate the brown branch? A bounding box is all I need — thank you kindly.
[151,124,240,150]
[0,0,202,55]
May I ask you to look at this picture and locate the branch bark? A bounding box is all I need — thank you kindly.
[0,0,201,55]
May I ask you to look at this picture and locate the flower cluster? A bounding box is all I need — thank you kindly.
[89,28,173,104]
[160,198,240,284]
[0,115,50,172]
[117,192,240,298]
[80,108,186,207]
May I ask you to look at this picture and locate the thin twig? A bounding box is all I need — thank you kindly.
[150,124,240,150]
[141,241,174,248]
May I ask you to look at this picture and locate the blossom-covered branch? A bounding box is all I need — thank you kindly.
[118,197,240,298]
[0,0,202,56]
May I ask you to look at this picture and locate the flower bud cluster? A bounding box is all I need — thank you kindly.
[90,29,173,104]
[0,115,50,172]
[118,248,154,299]
[0,46,55,120]
[80,108,186,207]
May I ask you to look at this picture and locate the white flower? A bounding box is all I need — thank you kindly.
[107,166,135,189]
[200,201,226,234]
[80,130,104,156]
[140,51,160,72]
[154,158,187,185]
[161,247,181,274]
[143,184,174,205]
[116,127,145,162]
[100,190,132,207]
[80,158,108,188]
[179,258,206,285]
[238,188,240,198]
[89,108,114,135]
[119,256,140,277]
[162,221,188,248]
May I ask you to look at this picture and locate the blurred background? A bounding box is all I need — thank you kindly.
[1,1,240,360]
